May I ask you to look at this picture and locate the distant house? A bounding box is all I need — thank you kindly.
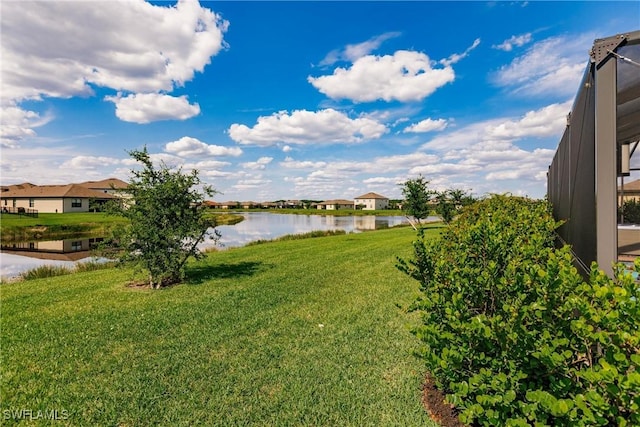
[219,201,240,209]
[316,199,354,210]
[0,178,128,213]
[77,178,128,195]
[354,192,389,210]
[619,179,640,203]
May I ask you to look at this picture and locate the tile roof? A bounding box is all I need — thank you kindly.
[77,178,128,189]
[319,199,355,205]
[619,179,640,192]
[354,192,388,199]
[0,184,118,199]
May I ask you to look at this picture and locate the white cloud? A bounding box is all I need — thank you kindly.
[492,34,591,97]
[492,33,532,51]
[439,38,481,66]
[61,155,123,170]
[319,32,402,66]
[280,158,328,169]
[228,109,387,146]
[232,177,272,191]
[0,104,53,147]
[308,50,455,103]
[282,145,292,153]
[1,0,228,140]
[184,160,231,170]
[362,176,404,185]
[148,153,185,169]
[422,101,570,151]
[165,136,243,157]
[404,118,448,133]
[241,157,273,170]
[105,93,200,124]
[485,101,571,140]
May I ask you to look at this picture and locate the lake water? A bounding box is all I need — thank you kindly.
[1,212,432,279]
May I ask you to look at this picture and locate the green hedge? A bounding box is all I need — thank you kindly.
[398,195,640,426]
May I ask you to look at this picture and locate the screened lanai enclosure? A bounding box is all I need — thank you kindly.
[547,30,640,277]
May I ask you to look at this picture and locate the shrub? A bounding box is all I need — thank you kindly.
[620,199,640,224]
[20,264,72,280]
[397,195,640,426]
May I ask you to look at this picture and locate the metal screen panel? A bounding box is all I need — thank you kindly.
[548,65,596,274]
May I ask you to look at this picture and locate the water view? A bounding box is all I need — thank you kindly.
[1,213,429,279]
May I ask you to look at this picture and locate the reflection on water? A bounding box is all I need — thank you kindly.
[200,213,418,249]
[1,213,427,279]
[1,237,105,279]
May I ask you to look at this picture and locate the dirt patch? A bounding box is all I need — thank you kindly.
[125,280,152,290]
[422,374,467,427]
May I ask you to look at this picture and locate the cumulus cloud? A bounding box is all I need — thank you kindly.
[404,118,448,133]
[228,109,387,146]
[61,155,123,170]
[1,0,228,140]
[105,93,200,124]
[485,101,571,140]
[0,104,53,147]
[308,50,455,103]
[422,101,570,151]
[232,177,272,191]
[241,157,273,170]
[492,34,591,97]
[165,136,243,157]
[319,32,402,66]
[492,33,532,51]
[280,158,328,169]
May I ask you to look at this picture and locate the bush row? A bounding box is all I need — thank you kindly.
[398,195,640,426]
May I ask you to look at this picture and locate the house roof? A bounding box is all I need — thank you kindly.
[1,183,36,192]
[354,192,388,200]
[619,179,640,192]
[77,178,128,190]
[0,184,117,199]
[320,199,354,205]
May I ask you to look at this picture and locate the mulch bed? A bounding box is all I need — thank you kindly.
[422,374,467,427]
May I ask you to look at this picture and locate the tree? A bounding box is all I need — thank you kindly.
[109,147,218,288]
[400,176,435,230]
[434,188,475,224]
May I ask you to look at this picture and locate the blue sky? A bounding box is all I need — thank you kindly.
[1,1,639,201]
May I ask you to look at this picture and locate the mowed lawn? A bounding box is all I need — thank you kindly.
[1,226,440,426]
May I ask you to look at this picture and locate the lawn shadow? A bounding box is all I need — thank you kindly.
[186,261,266,285]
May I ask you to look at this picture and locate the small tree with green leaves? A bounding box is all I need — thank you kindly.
[435,188,475,224]
[400,176,435,230]
[109,147,218,289]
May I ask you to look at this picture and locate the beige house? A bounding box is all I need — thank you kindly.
[354,192,389,210]
[77,178,128,195]
[619,179,640,203]
[0,178,127,213]
[317,199,354,210]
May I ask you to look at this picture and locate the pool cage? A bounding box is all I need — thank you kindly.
[547,30,640,277]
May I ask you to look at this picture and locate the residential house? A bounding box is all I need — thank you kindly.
[354,192,389,210]
[0,178,128,213]
[77,178,128,195]
[316,199,354,210]
[0,183,118,213]
[618,179,640,203]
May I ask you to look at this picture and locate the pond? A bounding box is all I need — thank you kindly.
[0,212,434,279]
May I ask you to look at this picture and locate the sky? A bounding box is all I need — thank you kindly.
[1,1,639,202]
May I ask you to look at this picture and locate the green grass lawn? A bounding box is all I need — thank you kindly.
[1,226,441,426]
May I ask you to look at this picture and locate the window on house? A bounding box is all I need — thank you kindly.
[29,199,34,207]
[12,199,16,208]
[71,241,82,251]
[71,198,82,208]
